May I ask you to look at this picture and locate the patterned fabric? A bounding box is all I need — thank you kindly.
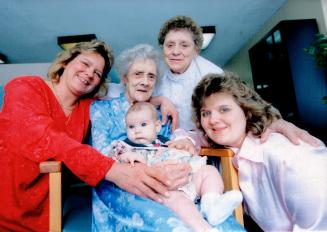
[90,92,171,155]
[92,182,245,232]
[108,140,207,201]
[90,92,245,231]
[104,56,224,131]
[0,77,114,232]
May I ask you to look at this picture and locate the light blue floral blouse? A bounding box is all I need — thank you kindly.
[90,92,245,232]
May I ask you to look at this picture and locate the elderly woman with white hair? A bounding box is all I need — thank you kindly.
[90,44,245,231]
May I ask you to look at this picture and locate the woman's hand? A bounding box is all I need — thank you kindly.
[154,160,191,191]
[150,96,179,131]
[105,162,171,203]
[261,119,321,146]
[166,138,196,155]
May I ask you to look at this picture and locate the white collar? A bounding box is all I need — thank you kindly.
[166,58,197,82]
[234,136,264,164]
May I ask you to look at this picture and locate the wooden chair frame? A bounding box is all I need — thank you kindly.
[40,148,243,232]
[40,161,62,232]
[200,148,244,225]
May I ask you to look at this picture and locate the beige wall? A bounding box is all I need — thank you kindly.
[224,0,327,86]
[0,63,50,86]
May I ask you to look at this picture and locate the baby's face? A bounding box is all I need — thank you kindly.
[126,109,160,145]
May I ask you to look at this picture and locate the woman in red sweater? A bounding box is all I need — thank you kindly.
[0,40,184,231]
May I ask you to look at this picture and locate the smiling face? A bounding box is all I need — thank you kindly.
[123,59,157,103]
[163,29,198,74]
[61,51,104,96]
[200,92,247,148]
[126,107,161,145]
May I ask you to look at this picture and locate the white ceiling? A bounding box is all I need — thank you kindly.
[0,0,287,66]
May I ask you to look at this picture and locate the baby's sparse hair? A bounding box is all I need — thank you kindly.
[126,102,158,121]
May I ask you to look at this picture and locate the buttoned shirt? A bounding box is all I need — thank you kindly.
[232,133,327,231]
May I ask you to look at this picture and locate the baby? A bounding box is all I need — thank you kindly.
[108,102,243,232]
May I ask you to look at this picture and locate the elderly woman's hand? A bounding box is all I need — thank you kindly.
[105,162,171,203]
[261,118,321,146]
[166,138,196,155]
[153,160,191,191]
[150,96,179,131]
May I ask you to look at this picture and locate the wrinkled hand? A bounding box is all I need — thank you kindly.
[160,98,179,131]
[120,151,146,166]
[154,160,191,191]
[166,138,196,155]
[261,119,321,147]
[105,162,170,203]
[150,96,179,131]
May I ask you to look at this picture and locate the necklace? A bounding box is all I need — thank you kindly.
[51,81,76,113]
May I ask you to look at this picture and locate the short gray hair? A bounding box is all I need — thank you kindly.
[115,44,163,82]
[158,15,203,51]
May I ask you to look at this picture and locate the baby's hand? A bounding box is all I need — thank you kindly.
[120,151,146,166]
[166,138,196,155]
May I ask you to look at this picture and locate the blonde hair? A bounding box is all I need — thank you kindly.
[47,39,114,98]
[192,72,281,141]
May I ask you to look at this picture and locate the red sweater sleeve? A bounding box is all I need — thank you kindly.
[1,77,114,186]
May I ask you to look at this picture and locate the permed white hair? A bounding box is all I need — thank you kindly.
[115,44,163,84]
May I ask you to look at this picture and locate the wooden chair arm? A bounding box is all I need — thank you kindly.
[40,161,62,232]
[40,160,62,173]
[200,148,237,190]
[200,148,244,226]
[39,149,244,231]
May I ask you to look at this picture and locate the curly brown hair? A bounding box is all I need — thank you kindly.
[158,15,203,50]
[47,39,114,98]
[192,72,281,144]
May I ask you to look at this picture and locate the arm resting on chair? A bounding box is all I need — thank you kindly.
[40,161,62,232]
[200,148,244,226]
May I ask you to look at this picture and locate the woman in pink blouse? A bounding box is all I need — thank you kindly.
[192,72,327,231]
